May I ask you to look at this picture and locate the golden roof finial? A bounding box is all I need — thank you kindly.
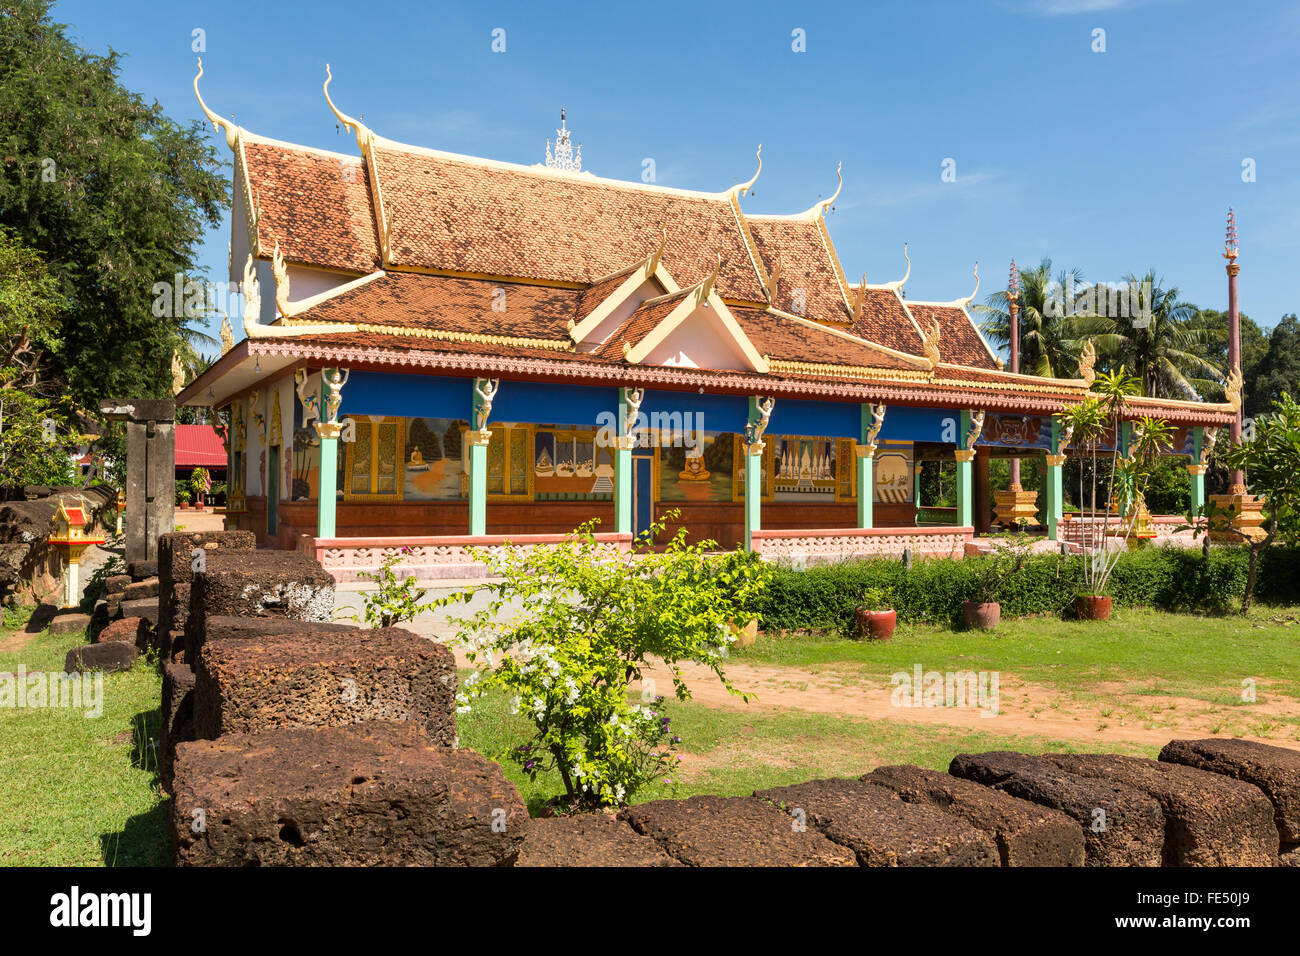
[734,144,762,198]
[810,162,843,217]
[220,312,234,355]
[697,250,724,303]
[885,242,911,293]
[922,317,942,370]
[171,352,186,395]
[1078,338,1097,387]
[957,261,980,308]
[324,63,374,153]
[646,226,668,277]
[241,254,261,337]
[849,272,866,320]
[1225,367,1243,411]
[193,58,239,151]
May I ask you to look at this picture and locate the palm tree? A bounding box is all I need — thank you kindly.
[1075,271,1223,399]
[974,259,1094,379]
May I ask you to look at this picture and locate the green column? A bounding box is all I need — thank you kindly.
[955,410,975,527]
[743,395,769,551]
[857,403,881,529]
[1045,418,1065,541]
[614,388,635,535]
[316,427,338,537]
[1188,427,1207,515]
[468,379,492,536]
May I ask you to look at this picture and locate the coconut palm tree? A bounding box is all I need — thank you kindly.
[1075,271,1223,399]
[974,258,1095,379]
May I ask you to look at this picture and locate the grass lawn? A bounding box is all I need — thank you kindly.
[456,681,1151,815]
[737,606,1300,706]
[0,619,167,866]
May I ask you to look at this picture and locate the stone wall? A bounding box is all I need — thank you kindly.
[156,542,1300,867]
[0,485,115,605]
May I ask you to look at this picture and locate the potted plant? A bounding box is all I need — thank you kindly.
[854,586,896,641]
[963,562,1002,631]
[963,532,1031,630]
[189,467,210,511]
[176,487,192,510]
[1055,365,1173,623]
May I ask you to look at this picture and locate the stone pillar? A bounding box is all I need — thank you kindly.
[614,387,638,535]
[100,399,175,564]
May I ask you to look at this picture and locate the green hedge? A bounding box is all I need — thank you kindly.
[754,546,1300,636]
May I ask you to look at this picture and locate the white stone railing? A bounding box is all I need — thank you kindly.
[298,531,635,584]
[750,526,974,566]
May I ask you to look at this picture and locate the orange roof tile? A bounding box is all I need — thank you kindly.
[242,141,380,273]
[369,144,768,301]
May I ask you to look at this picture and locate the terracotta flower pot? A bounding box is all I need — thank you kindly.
[1074,595,1112,621]
[962,600,1001,630]
[855,607,896,641]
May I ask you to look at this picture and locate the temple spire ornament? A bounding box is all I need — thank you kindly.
[545,109,582,172]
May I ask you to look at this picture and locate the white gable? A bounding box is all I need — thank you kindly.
[639,301,758,371]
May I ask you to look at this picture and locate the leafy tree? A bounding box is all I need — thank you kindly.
[1194,307,1268,406]
[0,0,228,405]
[1057,370,1172,599]
[975,258,1090,378]
[1078,272,1222,399]
[1250,315,1300,418]
[1219,392,1300,613]
[446,514,771,809]
[0,229,81,486]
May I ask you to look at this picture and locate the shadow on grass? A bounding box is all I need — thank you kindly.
[25,603,57,633]
[100,802,170,867]
[129,707,162,779]
[99,707,168,866]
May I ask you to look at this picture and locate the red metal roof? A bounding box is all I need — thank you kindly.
[175,424,227,467]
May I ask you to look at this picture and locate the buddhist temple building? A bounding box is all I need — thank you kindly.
[178,63,1239,578]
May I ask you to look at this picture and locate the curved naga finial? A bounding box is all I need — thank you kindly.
[193,58,239,151]
[324,64,374,153]
[646,226,668,277]
[1224,367,1243,412]
[813,162,843,217]
[241,254,261,337]
[885,243,911,292]
[734,144,762,198]
[1078,339,1097,387]
[957,261,980,308]
[271,241,291,317]
[922,317,942,370]
[697,250,724,303]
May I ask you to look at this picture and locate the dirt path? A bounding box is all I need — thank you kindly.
[625,658,1300,753]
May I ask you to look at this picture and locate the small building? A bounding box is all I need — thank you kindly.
[175,424,228,498]
[178,69,1236,578]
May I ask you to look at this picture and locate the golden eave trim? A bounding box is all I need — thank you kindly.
[281,320,576,352]
[768,358,932,383]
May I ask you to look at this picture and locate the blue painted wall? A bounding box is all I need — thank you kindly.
[339,371,474,420]
[493,381,618,425]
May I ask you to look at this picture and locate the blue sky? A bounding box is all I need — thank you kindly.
[52,0,1300,340]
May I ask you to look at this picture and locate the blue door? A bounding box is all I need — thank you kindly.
[633,455,653,537]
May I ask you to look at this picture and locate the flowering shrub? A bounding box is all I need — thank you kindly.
[443,514,771,809]
[354,547,429,628]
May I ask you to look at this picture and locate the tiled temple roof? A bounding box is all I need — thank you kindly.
[905,302,998,370]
